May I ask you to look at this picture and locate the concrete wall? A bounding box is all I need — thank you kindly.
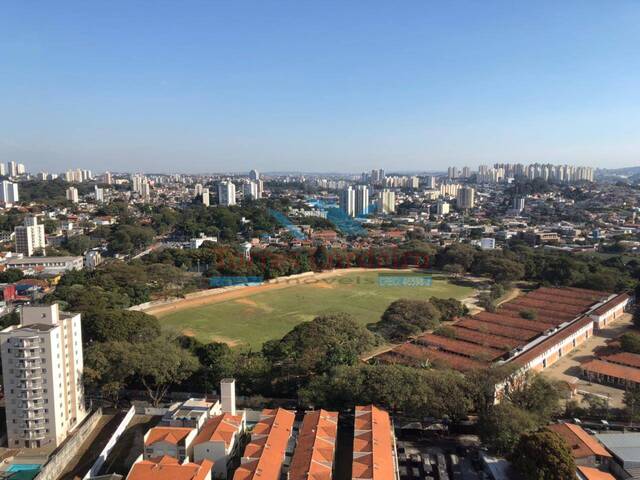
[34,409,103,480]
[83,406,135,479]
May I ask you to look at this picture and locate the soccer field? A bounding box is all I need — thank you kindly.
[158,271,474,348]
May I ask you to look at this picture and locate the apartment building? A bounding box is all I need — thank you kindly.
[14,216,46,256]
[0,304,87,448]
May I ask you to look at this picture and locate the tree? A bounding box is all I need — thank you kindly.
[621,332,640,354]
[299,363,473,421]
[583,393,608,418]
[478,402,537,455]
[505,374,563,422]
[624,387,640,422]
[0,268,24,283]
[520,309,537,320]
[84,341,137,406]
[429,297,468,321]
[263,313,377,393]
[83,310,161,344]
[511,430,576,480]
[371,299,441,341]
[130,335,199,406]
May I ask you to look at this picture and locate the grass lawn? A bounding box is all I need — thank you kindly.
[158,271,474,349]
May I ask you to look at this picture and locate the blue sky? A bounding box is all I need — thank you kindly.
[1,1,639,173]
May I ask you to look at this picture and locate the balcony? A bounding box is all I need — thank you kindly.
[19,391,43,401]
[17,360,42,369]
[18,381,43,390]
[18,370,42,380]
[20,430,46,440]
[21,412,45,421]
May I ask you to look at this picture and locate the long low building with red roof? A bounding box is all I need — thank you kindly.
[582,359,640,388]
[233,408,296,480]
[373,286,633,376]
[288,409,338,480]
[352,405,399,480]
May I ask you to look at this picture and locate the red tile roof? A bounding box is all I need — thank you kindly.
[352,405,396,480]
[601,352,640,369]
[127,456,213,480]
[593,293,630,316]
[144,427,193,447]
[415,333,504,361]
[193,412,244,449]
[233,408,295,480]
[577,466,616,480]
[582,359,640,384]
[456,318,537,342]
[289,410,338,480]
[547,423,611,459]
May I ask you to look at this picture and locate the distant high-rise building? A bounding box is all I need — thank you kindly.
[94,185,104,202]
[339,186,356,217]
[102,171,112,185]
[0,163,5,176]
[456,187,475,209]
[447,166,458,179]
[8,161,17,178]
[249,169,260,181]
[0,180,19,206]
[141,181,151,202]
[436,200,450,216]
[424,175,436,189]
[17,163,26,175]
[1,304,87,448]
[202,188,210,206]
[355,185,369,216]
[14,216,46,256]
[461,166,471,178]
[242,181,260,200]
[66,186,79,203]
[377,189,396,214]
[512,196,525,212]
[218,181,236,206]
[194,183,204,196]
[409,176,420,189]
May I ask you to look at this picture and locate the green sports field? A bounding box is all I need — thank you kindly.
[158,271,474,348]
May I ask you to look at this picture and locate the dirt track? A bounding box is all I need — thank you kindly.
[144,268,407,317]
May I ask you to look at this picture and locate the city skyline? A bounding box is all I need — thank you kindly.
[2,1,639,173]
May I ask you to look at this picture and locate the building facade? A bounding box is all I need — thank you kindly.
[0,304,87,448]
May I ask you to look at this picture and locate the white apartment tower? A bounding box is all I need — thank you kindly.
[340,186,356,217]
[15,217,46,256]
[242,180,260,200]
[218,181,236,206]
[0,304,87,448]
[202,188,210,207]
[66,186,79,204]
[456,186,476,210]
[0,180,19,206]
[378,189,396,214]
[8,161,18,178]
[355,185,369,216]
[249,169,260,181]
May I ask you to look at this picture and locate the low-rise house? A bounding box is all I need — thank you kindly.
[193,412,246,479]
[233,408,295,480]
[143,427,197,463]
[352,405,400,480]
[547,423,611,468]
[289,409,338,480]
[126,455,213,480]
